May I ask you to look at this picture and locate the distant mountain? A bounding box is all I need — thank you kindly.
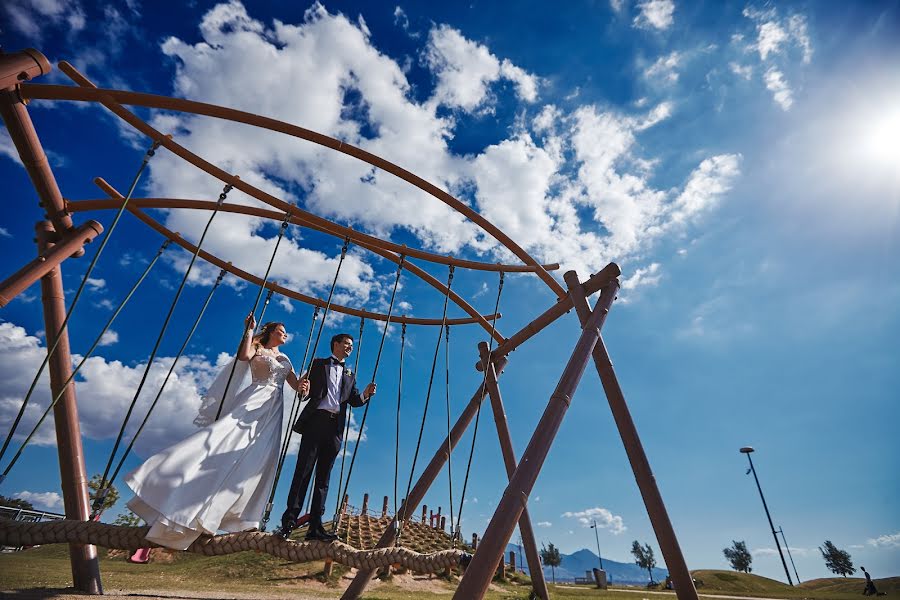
[504,544,668,585]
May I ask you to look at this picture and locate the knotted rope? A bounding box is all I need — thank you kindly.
[0,519,465,573]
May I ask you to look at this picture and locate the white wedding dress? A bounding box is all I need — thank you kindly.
[125,352,293,550]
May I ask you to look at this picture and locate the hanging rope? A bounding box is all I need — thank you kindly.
[256,286,276,328]
[0,239,171,483]
[397,266,454,544]
[102,268,228,496]
[1,140,160,481]
[91,182,233,516]
[259,304,319,530]
[335,256,406,526]
[261,237,351,527]
[298,237,351,382]
[333,316,366,521]
[213,212,293,420]
[394,322,407,520]
[444,323,455,544]
[453,270,504,540]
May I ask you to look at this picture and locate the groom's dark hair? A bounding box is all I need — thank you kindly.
[330,333,353,349]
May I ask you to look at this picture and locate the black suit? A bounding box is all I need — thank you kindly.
[281,356,367,531]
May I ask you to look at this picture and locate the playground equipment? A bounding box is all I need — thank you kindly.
[0,48,698,600]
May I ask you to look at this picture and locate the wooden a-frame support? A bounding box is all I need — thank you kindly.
[343,268,699,600]
[2,47,697,600]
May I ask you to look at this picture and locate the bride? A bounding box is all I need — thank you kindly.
[124,313,310,550]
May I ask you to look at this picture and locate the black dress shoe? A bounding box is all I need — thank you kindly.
[306,527,338,542]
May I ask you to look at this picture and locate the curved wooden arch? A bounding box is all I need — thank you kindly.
[96,181,505,338]
[24,63,565,300]
[80,186,506,341]
[68,198,556,274]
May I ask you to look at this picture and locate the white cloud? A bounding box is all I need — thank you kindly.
[633,0,675,31]
[0,321,322,462]
[424,24,539,112]
[764,68,793,110]
[85,278,106,290]
[96,298,116,310]
[670,154,742,224]
[0,227,11,238]
[98,330,119,346]
[787,15,813,64]
[729,62,753,80]
[561,506,626,534]
[644,51,682,84]
[754,546,813,558]
[537,521,552,527]
[98,1,738,301]
[1,129,24,166]
[393,6,413,34]
[533,105,561,134]
[2,0,86,40]
[610,0,626,14]
[621,263,661,297]
[739,8,811,111]
[13,490,64,511]
[867,532,900,548]
[755,20,789,61]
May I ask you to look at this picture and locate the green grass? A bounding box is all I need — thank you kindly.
[2,547,898,600]
[690,570,900,600]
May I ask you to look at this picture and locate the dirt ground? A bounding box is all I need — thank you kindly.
[0,570,483,600]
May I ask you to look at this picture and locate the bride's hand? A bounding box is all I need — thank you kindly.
[244,312,256,332]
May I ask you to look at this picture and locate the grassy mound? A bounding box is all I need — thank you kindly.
[691,570,794,595]
[800,576,900,596]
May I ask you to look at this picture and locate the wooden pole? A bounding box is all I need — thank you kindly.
[563,271,699,600]
[0,221,103,306]
[36,222,103,594]
[453,274,618,600]
[339,358,508,600]
[479,342,550,600]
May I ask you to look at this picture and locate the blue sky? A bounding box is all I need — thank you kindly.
[1,0,899,583]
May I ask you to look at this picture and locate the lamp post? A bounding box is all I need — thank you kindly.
[590,519,604,570]
[740,447,793,585]
[776,526,801,584]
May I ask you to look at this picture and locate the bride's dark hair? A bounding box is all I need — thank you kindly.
[253,322,286,346]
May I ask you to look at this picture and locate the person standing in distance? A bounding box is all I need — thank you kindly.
[275,333,375,541]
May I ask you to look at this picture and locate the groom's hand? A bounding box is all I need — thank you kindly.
[363,382,376,400]
[299,377,310,396]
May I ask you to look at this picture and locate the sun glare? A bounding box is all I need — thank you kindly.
[857,105,900,170]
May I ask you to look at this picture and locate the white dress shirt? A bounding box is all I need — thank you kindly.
[321,356,344,413]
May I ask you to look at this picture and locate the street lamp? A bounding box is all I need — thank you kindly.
[590,519,605,570]
[740,446,793,585]
[776,526,801,584]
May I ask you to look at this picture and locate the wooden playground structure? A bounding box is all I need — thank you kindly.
[0,48,699,600]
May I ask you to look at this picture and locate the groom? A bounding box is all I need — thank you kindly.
[275,332,376,541]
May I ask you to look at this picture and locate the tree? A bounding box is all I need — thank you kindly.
[631,540,658,584]
[113,510,143,527]
[540,542,562,584]
[723,540,753,573]
[87,474,119,513]
[820,540,855,577]
[0,494,35,511]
